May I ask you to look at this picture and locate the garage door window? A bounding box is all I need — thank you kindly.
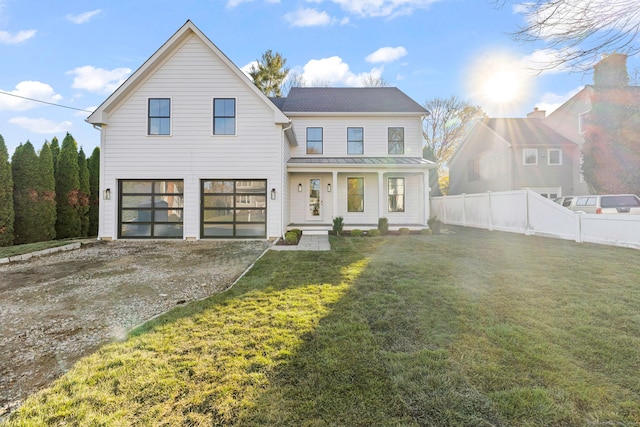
[202,179,266,238]
[119,180,184,238]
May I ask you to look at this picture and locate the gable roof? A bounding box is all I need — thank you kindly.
[87,20,289,126]
[272,87,428,115]
[483,118,576,147]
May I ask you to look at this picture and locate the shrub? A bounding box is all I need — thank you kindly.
[285,230,300,244]
[398,227,410,235]
[420,228,432,235]
[428,216,442,235]
[290,228,302,239]
[350,229,363,237]
[378,217,389,235]
[368,229,380,237]
[332,216,344,236]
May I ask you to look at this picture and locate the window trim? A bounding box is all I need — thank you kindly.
[522,148,538,165]
[388,177,405,213]
[213,98,237,136]
[306,127,323,154]
[347,127,364,155]
[147,98,172,136]
[388,127,405,155]
[547,148,563,166]
[347,176,364,213]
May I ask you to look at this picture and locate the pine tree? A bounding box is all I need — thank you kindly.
[78,148,90,237]
[248,50,289,97]
[12,142,41,244]
[55,133,81,239]
[39,142,57,241]
[0,134,14,247]
[88,147,100,236]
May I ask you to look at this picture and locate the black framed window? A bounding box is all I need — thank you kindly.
[388,177,405,212]
[148,98,170,135]
[306,127,323,154]
[347,127,364,154]
[201,179,266,238]
[347,177,364,212]
[119,180,184,238]
[214,98,236,135]
[388,127,404,154]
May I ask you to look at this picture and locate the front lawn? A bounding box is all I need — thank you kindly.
[5,227,640,426]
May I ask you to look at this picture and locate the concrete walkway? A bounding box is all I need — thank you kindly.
[270,233,331,251]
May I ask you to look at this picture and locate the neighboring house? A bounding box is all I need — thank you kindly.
[86,21,434,240]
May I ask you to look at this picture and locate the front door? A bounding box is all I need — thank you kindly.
[307,178,322,220]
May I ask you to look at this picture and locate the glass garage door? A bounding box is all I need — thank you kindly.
[119,180,184,238]
[201,179,266,238]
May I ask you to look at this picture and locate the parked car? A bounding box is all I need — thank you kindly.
[567,194,640,214]
[553,196,574,208]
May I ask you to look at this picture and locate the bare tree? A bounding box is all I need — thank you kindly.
[492,0,640,71]
[423,96,485,172]
[361,74,389,87]
[281,72,306,96]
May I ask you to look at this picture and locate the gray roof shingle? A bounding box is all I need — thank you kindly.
[271,87,428,114]
[484,118,576,147]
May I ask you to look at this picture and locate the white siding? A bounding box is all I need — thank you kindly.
[100,35,283,239]
[289,116,424,158]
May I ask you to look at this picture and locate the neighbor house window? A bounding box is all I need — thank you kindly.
[548,148,562,165]
[579,111,590,134]
[148,98,171,135]
[306,127,323,154]
[347,177,364,212]
[213,98,236,135]
[347,127,364,155]
[523,148,538,165]
[388,127,404,154]
[388,177,405,212]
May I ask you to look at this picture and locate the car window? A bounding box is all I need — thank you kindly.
[576,197,589,206]
[601,195,640,208]
[562,197,573,207]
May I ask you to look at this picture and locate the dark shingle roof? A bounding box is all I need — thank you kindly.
[484,118,575,146]
[271,87,428,114]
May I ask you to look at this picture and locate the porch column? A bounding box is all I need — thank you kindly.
[332,170,338,219]
[378,171,384,219]
[423,171,430,225]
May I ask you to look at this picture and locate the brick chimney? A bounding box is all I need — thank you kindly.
[527,107,546,119]
[593,53,629,88]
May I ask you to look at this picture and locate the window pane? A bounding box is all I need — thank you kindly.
[156,180,184,194]
[236,223,265,237]
[348,127,364,155]
[204,195,234,208]
[154,224,183,237]
[307,141,323,154]
[215,117,235,135]
[121,224,151,237]
[203,224,234,237]
[236,195,266,208]
[388,127,404,154]
[388,178,405,212]
[203,180,234,193]
[348,140,363,155]
[549,150,561,164]
[523,149,537,164]
[121,195,152,208]
[122,181,153,193]
[348,127,363,141]
[165,210,184,222]
[236,180,267,193]
[307,127,323,154]
[121,209,151,223]
[203,209,234,221]
[214,98,235,116]
[236,209,266,222]
[155,195,184,208]
[347,178,364,212]
[149,99,170,117]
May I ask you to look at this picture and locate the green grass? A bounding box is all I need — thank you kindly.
[0,239,84,258]
[4,227,640,426]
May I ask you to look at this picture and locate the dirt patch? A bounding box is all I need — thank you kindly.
[0,239,269,419]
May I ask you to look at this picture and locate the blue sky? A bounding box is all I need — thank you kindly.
[1,0,637,157]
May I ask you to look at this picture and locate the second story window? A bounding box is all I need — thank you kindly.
[347,127,364,155]
[148,98,170,135]
[388,127,404,154]
[306,127,323,154]
[214,98,236,135]
[548,148,562,165]
[523,148,538,165]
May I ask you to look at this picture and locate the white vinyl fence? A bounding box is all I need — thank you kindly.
[431,190,640,250]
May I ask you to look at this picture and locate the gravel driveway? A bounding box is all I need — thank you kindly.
[0,239,269,419]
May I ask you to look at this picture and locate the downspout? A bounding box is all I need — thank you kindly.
[280,122,293,242]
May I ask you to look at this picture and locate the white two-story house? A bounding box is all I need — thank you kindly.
[87,20,433,240]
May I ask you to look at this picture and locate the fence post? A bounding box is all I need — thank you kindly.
[462,193,466,227]
[575,212,583,243]
[524,190,532,235]
[487,191,493,231]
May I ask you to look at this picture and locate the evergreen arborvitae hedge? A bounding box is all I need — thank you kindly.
[55,133,82,239]
[49,136,60,176]
[39,142,57,241]
[0,134,14,246]
[88,147,100,236]
[12,142,42,244]
[78,148,90,238]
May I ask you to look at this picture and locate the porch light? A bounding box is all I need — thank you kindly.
[103,188,111,200]
[271,188,276,200]
[298,183,302,192]
[327,183,331,192]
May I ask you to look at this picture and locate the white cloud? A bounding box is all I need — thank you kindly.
[284,8,333,27]
[534,86,584,114]
[66,65,131,94]
[9,117,73,134]
[240,60,258,78]
[366,46,407,63]
[0,81,62,111]
[520,48,575,74]
[66,9,102,24]
[329,0,440,18]
[512,3,530,14]
[301,56,382,86]
[0,29,36,44]
[227,0,279,7]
